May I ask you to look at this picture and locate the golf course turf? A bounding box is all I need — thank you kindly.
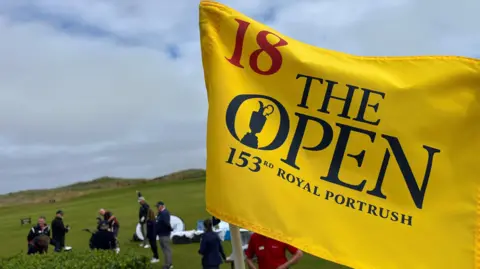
[0,176,347,268]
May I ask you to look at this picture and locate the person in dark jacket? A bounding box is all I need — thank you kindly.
[156,201,173,269]
[51,210,70,252]
[146,208,159,263]
[27,217,50,255]
[99,208,120,253]
[137,190,150,248]
[89,221,117,250]
[199,218,226,269]
[99,209,120,235]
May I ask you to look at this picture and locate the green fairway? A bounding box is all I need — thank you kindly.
[0,177,347,268]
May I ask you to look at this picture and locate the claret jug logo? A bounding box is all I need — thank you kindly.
[241,100,274,148]
[221,18,442,226]
[226,95,290,150]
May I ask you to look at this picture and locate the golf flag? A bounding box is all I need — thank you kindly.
[199,1,480,268]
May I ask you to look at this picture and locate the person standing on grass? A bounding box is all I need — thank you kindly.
[99,208,120,253]
[245,233,303,269]
[198,218,226,269]
[137,190,150,248]
[51,210,70,252]
[27,216,51,255]
[146,208,160,264]
[156,201,173,269]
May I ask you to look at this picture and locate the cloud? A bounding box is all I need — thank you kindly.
[0,0,477,193]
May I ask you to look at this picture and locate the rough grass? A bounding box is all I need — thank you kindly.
[0,170,347,269]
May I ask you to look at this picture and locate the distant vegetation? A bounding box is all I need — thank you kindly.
[0,169,206,207]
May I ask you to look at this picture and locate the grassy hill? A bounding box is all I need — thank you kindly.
[0,169,206,207]
[0,169,346,269]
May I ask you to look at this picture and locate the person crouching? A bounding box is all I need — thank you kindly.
[99,208,120,253]
[89,221,117,250]
[27,216,50,255]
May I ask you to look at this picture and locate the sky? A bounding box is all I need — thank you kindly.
[0,0,478,194]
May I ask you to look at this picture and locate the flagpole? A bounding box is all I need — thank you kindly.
[229,224,246,269]
[200,0,245,267]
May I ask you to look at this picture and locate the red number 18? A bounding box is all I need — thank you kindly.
[225,19,288,76]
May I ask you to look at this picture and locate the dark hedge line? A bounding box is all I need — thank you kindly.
[0,249,151,269]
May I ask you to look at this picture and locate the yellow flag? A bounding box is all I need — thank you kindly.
[199,1,480,268]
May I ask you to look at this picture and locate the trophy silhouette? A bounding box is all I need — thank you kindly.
[241,101,275,148]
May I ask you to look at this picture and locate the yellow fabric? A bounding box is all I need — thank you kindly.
[199,1,480,268]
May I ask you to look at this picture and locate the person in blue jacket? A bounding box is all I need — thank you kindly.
[156,201,173,269]
[146,208,160,263]
[198,218,226,269]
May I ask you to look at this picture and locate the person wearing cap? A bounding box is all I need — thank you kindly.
[51,210,70,252]
[156,201,173,269]
[89,221,117,250]
[137,190,150,248]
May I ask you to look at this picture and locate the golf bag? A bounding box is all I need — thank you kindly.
[132,232,141,242]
